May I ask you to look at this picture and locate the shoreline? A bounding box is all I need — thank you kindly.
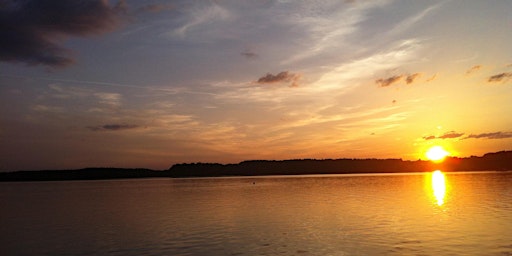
[1,151,511,182]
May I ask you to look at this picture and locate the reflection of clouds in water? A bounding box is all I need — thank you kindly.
[432,170,446,206]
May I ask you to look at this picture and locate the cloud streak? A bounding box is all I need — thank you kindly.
[376,75,403,87]
[423,131,465,140]
[241,50,258,59]
[87,124,139,132]
[488,72,512,82]
[465,132,512,140]
[466,65,482,75]
[256,71,301,87]
[376,72,423,87]
[0,0,126,67]
[405,73,421,84]
[424,131,512,140]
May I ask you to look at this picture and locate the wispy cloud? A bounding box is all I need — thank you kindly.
[172,2,232,38]
[387,3,442,36]
[31,104,64,113]
[488,72,512,83]
[426,74,437,82]
[281,1,388,64]
[94,93,122,107]
[0,0,126,67]
[466,65,482,75]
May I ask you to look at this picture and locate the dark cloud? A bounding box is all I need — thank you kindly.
[466,65,482,75]
[405,73,421,84]
[257,71,301,87]
[377,73,426,87]
[87,124,139,131]
[241,50,258,59]
[488,72,512,82]
[376,75,403,87]
[439,131,465,139]
[465,132,512,140]
[423,131,465,140]
[423,135,436,140]
[0,0,127,67]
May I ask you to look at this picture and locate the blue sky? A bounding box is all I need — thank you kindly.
[1,0,512,170]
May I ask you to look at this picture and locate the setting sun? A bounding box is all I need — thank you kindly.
[426,146,450,162]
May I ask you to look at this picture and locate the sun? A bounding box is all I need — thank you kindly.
[426,146,449,162]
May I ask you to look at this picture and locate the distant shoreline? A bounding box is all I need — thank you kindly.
[1,151,511,182]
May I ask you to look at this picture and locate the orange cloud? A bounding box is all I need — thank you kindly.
[488,72,512,82]
[376,75,403,87]
[405,73,421,84]
[425,74,437,82]
[465,65,482,75]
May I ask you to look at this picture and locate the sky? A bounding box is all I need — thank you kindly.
[1,0,512,171]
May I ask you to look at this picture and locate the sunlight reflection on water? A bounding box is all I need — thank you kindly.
[1,172,511,255]
[431,170,446,206]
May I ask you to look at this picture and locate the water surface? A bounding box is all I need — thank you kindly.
[1,171,511,255]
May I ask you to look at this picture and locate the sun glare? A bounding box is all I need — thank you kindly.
[426,146,449,162]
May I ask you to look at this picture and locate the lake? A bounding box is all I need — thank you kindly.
[1,171,511,255]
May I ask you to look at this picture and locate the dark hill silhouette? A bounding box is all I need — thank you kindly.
[1,151,511,181]
[168,151,512,177]
[0,168,167,182]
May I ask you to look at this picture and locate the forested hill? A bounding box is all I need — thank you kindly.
[1,151,511,181]
[168,151,512,177]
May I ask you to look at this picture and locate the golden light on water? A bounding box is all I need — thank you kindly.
[431,170,446,206]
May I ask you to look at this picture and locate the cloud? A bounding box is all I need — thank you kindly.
[241,50,258,59]
[0,0,126,67]
[135,3,174,14]
[465,132,512,140]
[377,72,423,87]
[376,75,403,87]
[488,72,512,82]
[87,124,139,132]
[426,74,437,82]
[173,3,231,38]
[466,65,482,75]
[256,71,301,87]
[439,131,465,139]
[387,3,442,37]
[94,92,122,107]
[405,73,421,84]
[424,131,512,140]
[423,131,465,140]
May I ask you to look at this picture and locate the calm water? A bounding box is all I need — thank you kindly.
[1,171,512,256]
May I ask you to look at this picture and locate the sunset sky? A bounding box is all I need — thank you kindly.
[1,0,512,171]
